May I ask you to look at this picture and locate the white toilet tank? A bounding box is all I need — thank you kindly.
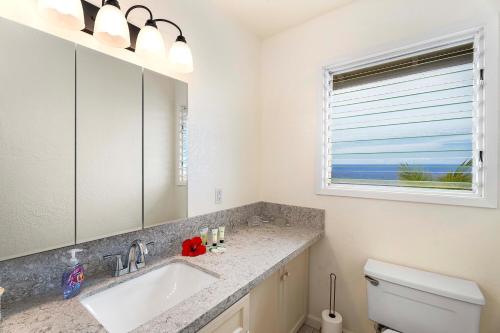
[364,259,485,333]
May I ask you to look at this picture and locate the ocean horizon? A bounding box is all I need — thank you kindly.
[332,164,471,180]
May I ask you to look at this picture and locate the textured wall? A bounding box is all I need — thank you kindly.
[259,1,500,332]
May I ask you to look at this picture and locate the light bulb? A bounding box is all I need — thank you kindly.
[169,37,193,73]
[94,1,130,48]
[135,24,166,62]
[38,0,85,31]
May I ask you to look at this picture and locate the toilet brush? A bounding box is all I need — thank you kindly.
[321,273,343,333]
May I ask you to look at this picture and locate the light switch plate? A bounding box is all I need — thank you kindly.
[215,188,222,204]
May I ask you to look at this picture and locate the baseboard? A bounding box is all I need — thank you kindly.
[306,313,356,333]
[291,313,307,333]
[306,314,322,329]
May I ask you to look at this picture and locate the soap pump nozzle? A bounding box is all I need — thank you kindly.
[68,249,83,266]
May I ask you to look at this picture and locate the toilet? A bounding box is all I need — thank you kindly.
[364,259,485,333]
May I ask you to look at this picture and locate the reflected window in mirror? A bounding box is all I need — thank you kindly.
[177,105,188,186]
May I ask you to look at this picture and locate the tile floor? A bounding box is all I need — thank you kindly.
[299,324,320,333]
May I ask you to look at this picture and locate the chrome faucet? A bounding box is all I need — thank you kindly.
[126,239,148,273]
[104,240,154,277]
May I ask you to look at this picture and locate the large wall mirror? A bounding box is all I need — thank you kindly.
[0,17,188,260]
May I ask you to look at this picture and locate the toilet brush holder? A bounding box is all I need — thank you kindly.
[321,273,343,333]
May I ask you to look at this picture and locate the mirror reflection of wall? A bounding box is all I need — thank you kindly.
[76,46,143,243]
[144,70,188,227]
[0,18,76,260]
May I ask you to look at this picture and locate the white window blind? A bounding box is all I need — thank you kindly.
[325,42,483,192]
[177,105,188,186]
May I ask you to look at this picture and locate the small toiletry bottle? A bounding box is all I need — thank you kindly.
[200,227,209,246]
[218,226,225,244]
[61,249,85,299]
[211,228,218,247]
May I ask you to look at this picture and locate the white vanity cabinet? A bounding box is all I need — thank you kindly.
[201,250,309,333]
[251,250,309,333]
[199,294,250,333]
[282,250,309,333]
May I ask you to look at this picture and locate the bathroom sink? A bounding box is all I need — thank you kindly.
[80,262,218,333]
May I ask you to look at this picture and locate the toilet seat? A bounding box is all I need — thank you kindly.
[383,330,400,333]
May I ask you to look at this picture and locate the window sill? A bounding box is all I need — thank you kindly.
[316,184,497,208]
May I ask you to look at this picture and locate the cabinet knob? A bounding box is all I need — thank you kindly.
[281,271,289,281]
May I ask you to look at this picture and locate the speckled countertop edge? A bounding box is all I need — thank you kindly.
[0,224,324,333]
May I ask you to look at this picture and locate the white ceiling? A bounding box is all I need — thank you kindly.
[212,0,353,38]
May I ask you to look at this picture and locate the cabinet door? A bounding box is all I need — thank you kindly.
[143,69,188,227]
[199,294,250,333]
[0,17,75,260]
[283,251,309,333]
[250,270,281,333]
[76,46,142,242]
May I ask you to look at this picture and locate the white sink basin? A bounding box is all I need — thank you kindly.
[81,262,217,333]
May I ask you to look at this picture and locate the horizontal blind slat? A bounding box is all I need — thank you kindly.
[330,110,472,129]
[331,68,473,104]
[331,64,472,96]
[332,44,473,85]
[329,179,472,190]
[330,132,472,144]
[330,84,473,109]
[330,149,472,156]
[329,115,471,131]
[330,95,472,118]
[329,156,472,164]
[330,115,471,141]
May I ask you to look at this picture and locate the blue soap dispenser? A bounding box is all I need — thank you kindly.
[61,249,85,299]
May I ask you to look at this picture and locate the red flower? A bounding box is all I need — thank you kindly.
[182,236,207,257]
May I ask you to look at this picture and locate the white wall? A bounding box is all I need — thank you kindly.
[260,1,500,332]
[0,0,261,217]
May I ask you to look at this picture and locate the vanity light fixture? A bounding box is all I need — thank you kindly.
[94,0,131,48]
[126,5,165,61]
[126,5,194,73]
[168,34,194,74]
[38,0,193,73]
[38,0,85,31]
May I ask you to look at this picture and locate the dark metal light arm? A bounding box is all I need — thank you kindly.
[153,19,184,38]
[80,0,188,50]
[101,0,120,8]
[125,5,154,21]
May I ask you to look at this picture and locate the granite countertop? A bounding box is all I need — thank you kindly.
[1,223,323,333]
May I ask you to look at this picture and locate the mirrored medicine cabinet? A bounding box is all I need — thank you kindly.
[0,17,188,260]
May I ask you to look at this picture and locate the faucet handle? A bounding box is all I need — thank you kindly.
[144,241,155,255]
[103,253,121,261]
[103,254,127,277]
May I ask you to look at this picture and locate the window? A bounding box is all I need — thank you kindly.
[318,29,495,207]
[177,105,188,186]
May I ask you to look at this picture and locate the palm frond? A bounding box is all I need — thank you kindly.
[398,163,432,181]
[438,159,473,183]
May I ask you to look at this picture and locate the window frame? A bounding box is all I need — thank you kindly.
[316,27,498,208]
[176,104,188,186]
